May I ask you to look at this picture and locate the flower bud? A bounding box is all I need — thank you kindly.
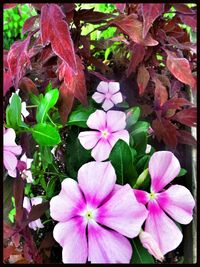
[139,230,164,262]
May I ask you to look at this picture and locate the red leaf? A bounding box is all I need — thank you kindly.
[4,70,13,95]
[58,82,75,124]
[153,76,168,106]
[13,177,25,225]
[22,16,38,35]
[127,44,145,75]
[4,4,17,9]
[77,9,114,24]
[162,97,192,111]
[177,130,197,146]
[4,246,16,261]
[4,50,9,69]
[40,4,77,74]
[179,14,197,32]
[173,4,195,14]
[116,4,126,13]
[142,4,164,38]
[152,118,178,148]
[110,14,158,46]
[28,202,49,222]
[7,36,31,89]
[173,108,197,127]
[18,77,38,95]
[137,65,150,95]
[165,49,196,90]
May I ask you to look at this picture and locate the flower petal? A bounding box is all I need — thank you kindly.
[31,197,43,206]
[106,110,127,132]
[111,92,123,104]
[145,200,183,255]
[78,131,100,150]
[149,151,181,193]
[87,110,106,130]
[53,217,87,263]
[50,178,85,222]
[108,130,129,147]
[91,138,112,162]
[23,196,31,213]
[108,82,120,94]
[78,161,116,208]
[102,99,114,111]
[97,184,148,238]
[5,146,22,155]
[157,185,195,224]
[96,81,109,93]
[29,219,44,230]
[4,128,18,146]
[92,92,105,103]
[3,150,18,172]
[134,189,150,205]
[88,220,132,263]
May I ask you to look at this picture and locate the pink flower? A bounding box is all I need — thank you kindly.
[78,110,129,161]
[50,161,148,263]
[23,196,44,231]
[134,151,195,255]
[139,230,164,262]
[92,81,123,111]
[3,128,22,177]
[20,154,34,183]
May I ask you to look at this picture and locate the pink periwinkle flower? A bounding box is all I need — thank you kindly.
[139,230,164,262]
[78,110,129,161]
[3,128,22,177]
[20,154,34,183]
[92,81,123,111]
[23,196,44,231]
[50,161,148,263]
[134,151,195,255]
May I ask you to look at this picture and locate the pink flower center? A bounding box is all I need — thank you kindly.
[80,205,97,223]
[149,191,157,200]
[105,92,112,99]
[100,129,110,139]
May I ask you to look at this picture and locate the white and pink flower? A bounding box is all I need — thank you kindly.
[134,151,195,255]
[92,81,123,111]
[23,196,44,231]
[50,161,148,263]
[20,154,34,183]
[3,128,22,177]
[78,110,129,161]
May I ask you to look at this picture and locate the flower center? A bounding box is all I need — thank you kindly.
[149,192,156,200]
[105,92,111,99]
[101,129,110,139]
[81,206,96,223]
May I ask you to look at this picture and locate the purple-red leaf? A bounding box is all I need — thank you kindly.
[165,49,196,90]
[22,16,38,35]
[177,130,197,146]
[4,4,17,9]
[142,4,164,38]
[173,108,197,127]
[110,14,159,46]
[137,65,150,95]
[40,4,77,73]
[4,70,13,95]
[127,44,145,75]
[7,36,31,89]
[152,118,178,148]
[153,76,168,107]
[116,4,126,13]
[28,202,49,222]
[179,14,197,32]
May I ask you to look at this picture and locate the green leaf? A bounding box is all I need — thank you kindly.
[65,127,91,178]
[36,89,59,123]
[131,238,155,263]
[133,168,149,189]
[126,106,141,128]
[6,93,22,129]
[109,140,138,186]
[67,106,95,128]
[136,155,150,173]
[45,81,53,93]
[46,178,57,199]
[130,121,149,155]
[31,123,61,146]
[40,146,53,170]
[177,168,187,177]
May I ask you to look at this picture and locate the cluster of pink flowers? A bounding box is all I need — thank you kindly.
[49,82,195,263]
